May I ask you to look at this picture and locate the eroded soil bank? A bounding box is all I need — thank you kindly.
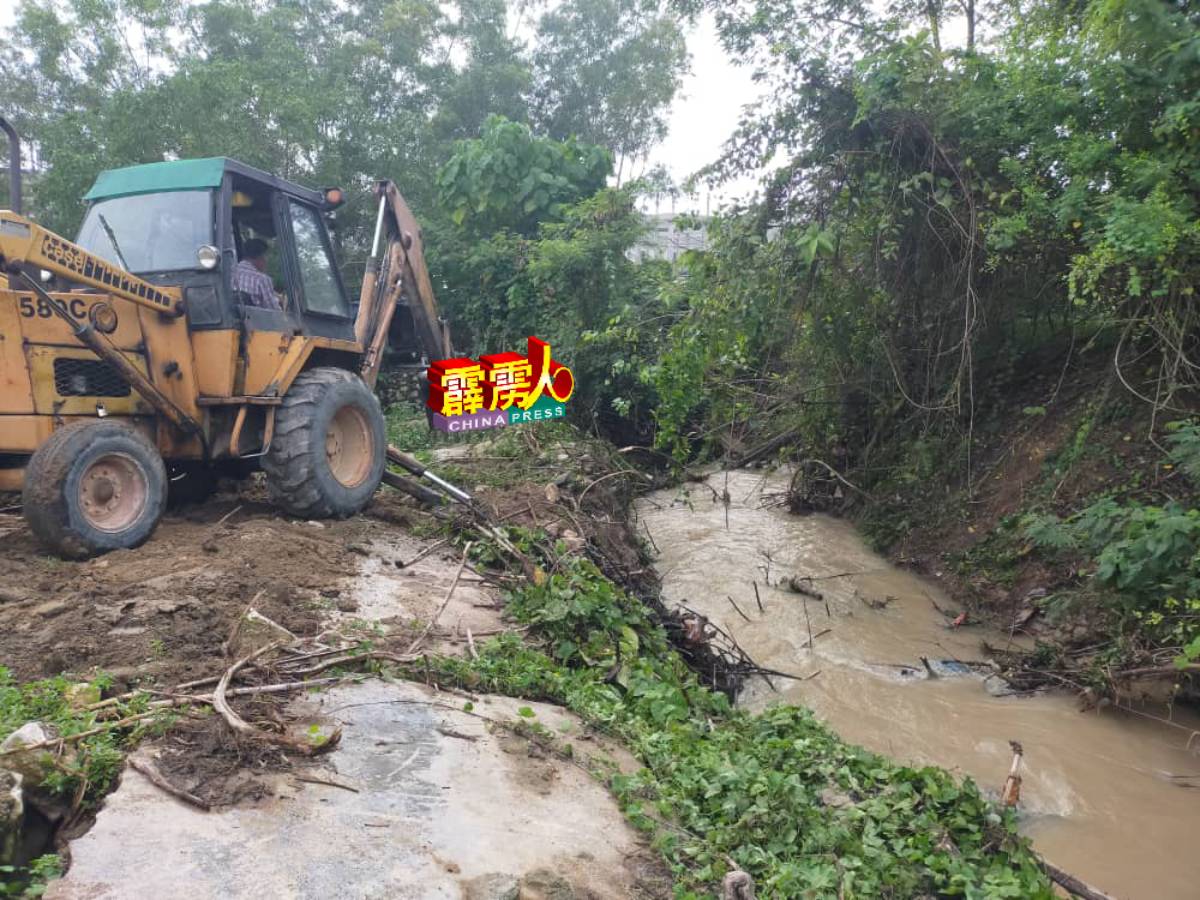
[638,468,1200,900]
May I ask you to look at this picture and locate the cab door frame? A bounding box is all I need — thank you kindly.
[275,194,356,343]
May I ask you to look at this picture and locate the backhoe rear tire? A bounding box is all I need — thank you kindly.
[263,367,386,519]
[23,421,167,559]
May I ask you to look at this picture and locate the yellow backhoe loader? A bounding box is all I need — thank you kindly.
[0,116,452,558]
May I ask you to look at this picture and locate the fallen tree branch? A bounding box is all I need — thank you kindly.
[406,542,474,655]
[578,469,652,506]
[128,756,210,811]
[292,773,360,793]
[396,537,451,569]
[280,652,418,678]
[735,428,799,467]
[799,628,832,649]
[212,641,341,757]
[0,709,170,758]
[792,458,876,502]
[1037,855,1119,900]
[1112,663,1200,681]
[726,595,753,623]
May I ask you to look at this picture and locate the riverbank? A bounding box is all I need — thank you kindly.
[728,337,1200,706]
[640,467,1200,899]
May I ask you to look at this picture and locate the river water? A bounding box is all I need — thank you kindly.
[636,469,1200,899]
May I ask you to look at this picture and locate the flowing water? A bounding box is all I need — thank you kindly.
[637,470,1200,899]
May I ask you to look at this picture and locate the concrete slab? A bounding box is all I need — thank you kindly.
[49,681,655,900]
[347,536,504,647]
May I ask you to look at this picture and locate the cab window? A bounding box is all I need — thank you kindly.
[288,201,347,317]
[77,190,213,273]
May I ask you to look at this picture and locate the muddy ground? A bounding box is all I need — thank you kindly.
[0,427,669,818]
[0,483,416,687]
[2,437,679,897]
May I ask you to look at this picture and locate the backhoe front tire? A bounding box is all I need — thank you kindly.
[263,367,386,519]
[23,421,167,559]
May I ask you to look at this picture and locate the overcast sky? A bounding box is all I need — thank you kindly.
[642,12,766,215]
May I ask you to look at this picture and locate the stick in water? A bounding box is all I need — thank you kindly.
[803,593,814,653]
[727,595,752,623]
[1001,740,1023,807]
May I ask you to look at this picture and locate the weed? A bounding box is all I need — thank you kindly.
[0,670,179,810]
[0,854,63,898]
[1024,497,1200,662]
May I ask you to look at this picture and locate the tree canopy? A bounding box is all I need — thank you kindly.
[0,0,688,237]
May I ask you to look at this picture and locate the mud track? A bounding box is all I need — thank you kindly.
[0,485,417,687]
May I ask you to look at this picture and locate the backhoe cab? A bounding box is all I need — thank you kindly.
[0,124,451,558]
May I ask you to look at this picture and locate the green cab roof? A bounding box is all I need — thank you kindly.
[83,157,227,201]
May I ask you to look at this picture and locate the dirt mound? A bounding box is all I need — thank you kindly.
[0,483,383,688]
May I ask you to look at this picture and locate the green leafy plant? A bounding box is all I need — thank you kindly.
[0,669,166,809]
[436,116,611,237]
[1025,498,1200,655]
[0,854,64,898]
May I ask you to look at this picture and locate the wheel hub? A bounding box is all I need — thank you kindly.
[326,405,373,488]
[79,453,147,533]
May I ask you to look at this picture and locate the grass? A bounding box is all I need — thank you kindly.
[0,669,177,809]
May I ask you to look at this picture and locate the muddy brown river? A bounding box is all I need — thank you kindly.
[637,470,1200,900]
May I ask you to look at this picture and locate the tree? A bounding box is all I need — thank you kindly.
[435,115,612,237]
[530,0,689,183]
[0,0,534,233]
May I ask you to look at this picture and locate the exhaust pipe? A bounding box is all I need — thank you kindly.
[0,115,21,214]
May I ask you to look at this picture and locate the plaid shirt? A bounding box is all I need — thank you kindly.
[232,260,280,310]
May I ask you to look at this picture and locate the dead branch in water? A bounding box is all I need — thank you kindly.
[803,593,814,652]
[1037,856,1119,900]
[726,595,753,623]
[800,628,832,649]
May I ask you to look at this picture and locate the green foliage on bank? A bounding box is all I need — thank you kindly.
[1020,420,1200,667]
[0,853,62,898]
[430,553,1051,897]
[0,668,170,808]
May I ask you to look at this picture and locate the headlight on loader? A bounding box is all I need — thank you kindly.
[197,244,220,270]
[88,301,119,334]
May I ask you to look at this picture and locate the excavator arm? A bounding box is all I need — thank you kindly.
[0,209,184,316]
[354,181,451,387]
